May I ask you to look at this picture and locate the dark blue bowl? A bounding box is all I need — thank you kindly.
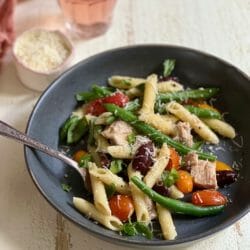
[25,45,250,247]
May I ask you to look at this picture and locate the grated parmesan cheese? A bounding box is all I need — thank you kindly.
[14,29,71,73]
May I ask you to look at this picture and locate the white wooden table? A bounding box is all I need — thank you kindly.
[0,0,249,249]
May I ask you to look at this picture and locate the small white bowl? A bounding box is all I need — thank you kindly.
[13,28,74,92]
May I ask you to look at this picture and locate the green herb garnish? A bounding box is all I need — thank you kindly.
[134,222,153,239]
[61,183,72,192]
[121,80,132,87]
[59,116,79,142]
[110,160,123,174]
[76,85,113,102]
[106,115,116,125]
[162,169,179,187]
[121,221,138,236]
[127,133,136,145]
[125,98,141,112]
[67,117,88,144]
[135,83,145,91]
[79,154,92,168]
[105,183,116,199]
[121,221,153,239]
[163,59,175,77]
[192,140,204,150]
[87,120,95,146]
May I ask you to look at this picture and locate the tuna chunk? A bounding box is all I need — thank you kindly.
[101,120,133,145]
[184,152,198,168]
[175,122,193,147]
[185,153,218,189]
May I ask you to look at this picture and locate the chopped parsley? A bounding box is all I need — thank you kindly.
[61,183,72,192]
[121,79,132,87]
[127,133,136,145]
[106,115,116,125]
[192,140,204,150]
[163,59,176,77]
[162,168,179,187]
[110,160,123,174]
[79,154,92,168]
[124,99,141,112]
[105,183,116,199]
[121,221,153,239]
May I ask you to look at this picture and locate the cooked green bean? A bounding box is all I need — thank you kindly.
[104,104,216,161]
[67,117,88,144]
[59,116,79,142]
[131,176,225,217]
[76,85,113,102]
[124,98,141,112]
[184,105,221,119]
[192,140,204,150]
[158,88,219,102]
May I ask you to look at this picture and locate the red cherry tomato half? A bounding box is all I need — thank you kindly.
[109,195,134,222]
[192,190,227,206]
[102,92,129,107]
[86,92,129,116]
[85,99,105,116]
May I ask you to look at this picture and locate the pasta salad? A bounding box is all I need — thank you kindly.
[59,59,238,240]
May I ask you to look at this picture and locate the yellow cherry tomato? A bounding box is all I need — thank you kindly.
[73,150,87,163]
[176,170,193,194]
[216,160,233,171]
[197,103,219,113]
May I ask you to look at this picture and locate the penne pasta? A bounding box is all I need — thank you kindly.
[72,106,85,118]
[88,146,104,167]
[126,87,143,98]
[143,143,170,188]
[156,203,177,240]
[168,185,184,199]
[107,145,133,159]
[202,118,236,139]
[89,165,130,194]
[161,114,179,123]
[139,113,176,135]
[126,80,183,98]
[85,114,96,123]
[140,74,158,114]
[127,164,151,223]
[166,101,219,144]
[109,76,183,92]
[157,80,184,93]
[73,197,122,231]
[108,75,145,89]
[89,163,111,216]
[94,133,110,153]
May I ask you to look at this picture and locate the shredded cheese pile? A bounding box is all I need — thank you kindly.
[14,30,71,72]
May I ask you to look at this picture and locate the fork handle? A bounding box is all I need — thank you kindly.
[0,120,79,171]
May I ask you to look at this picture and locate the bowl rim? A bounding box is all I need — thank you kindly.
[24,44,250,247]
[13,28,74,75]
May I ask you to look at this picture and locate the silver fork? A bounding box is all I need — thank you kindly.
[0,120,85,178]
